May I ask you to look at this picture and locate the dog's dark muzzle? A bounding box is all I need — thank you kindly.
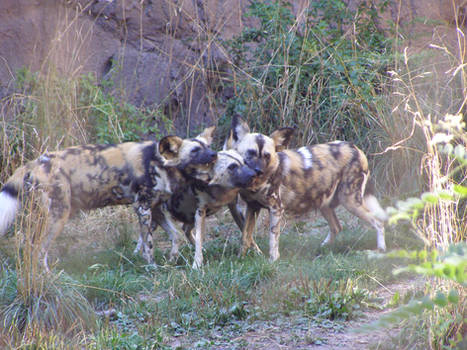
[246,158,265,176]
[233,165,257,188]
[198,150,217,165]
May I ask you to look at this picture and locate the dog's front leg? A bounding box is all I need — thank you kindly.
[134,200,155,264]
[192,207,207,269]
[268,205,283,262]
[240,205,262,256]
[228,197,245,231]
[158,204,183,261]
[182,223,195,245]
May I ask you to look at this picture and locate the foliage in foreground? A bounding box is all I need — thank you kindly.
[359,114,467,348]
[359,244,466,349]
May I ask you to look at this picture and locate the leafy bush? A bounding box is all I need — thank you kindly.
[222,0,392,149]
[386,113,467,246]
[82,263,152,305]
[0,266,95,336]
[89,326,168,350]
[156,257,277,329]
[79,73,171,144]
[304,278,368,320]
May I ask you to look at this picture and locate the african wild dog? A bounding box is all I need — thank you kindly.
[224,115,388,262]
[149,149,255,268]
[0,127,217,269]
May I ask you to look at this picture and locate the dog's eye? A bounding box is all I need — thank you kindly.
[263,152,271,160]
[228,163,238,171]
[247,149,257,157]
[191,147,201,154]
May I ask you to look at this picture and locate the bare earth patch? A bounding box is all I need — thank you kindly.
[169,279,421,350]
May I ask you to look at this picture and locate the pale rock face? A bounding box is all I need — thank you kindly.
[0,0,461,131]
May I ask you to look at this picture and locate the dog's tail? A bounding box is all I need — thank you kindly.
[0,166,27,236]
[362,175,388,222]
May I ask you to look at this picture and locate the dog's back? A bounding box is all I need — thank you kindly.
[276,141,369,216]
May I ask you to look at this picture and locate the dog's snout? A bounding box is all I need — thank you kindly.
[209,150,217,161]
[254,167,263,175]
[233,165,256,188]
[245,168,256,185]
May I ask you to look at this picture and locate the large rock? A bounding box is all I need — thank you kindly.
[0,0,463,135]
[0,0,248,134]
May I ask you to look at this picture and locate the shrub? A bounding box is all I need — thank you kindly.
[222,0,392,150]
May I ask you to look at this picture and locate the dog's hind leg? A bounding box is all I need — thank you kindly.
[40,182,71,272]
[320,206,342,246]
[342,198,386,251]
[158,205,184,261]
[182,223,195,245]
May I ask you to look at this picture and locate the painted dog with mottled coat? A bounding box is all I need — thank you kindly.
[149,149,255,268]
[0,127,217,269]
[224,115,388,262]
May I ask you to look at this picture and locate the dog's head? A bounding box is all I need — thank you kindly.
[208,149,256,189]
[223,115,294,189]
[159,126,217,182]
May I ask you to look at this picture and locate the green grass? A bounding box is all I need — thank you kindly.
[0,201,438,349]
[0,201,426,349]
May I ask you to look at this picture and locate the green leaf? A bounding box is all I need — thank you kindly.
[418,250,428,261]
[447,289,459,304]
[430,250,438,264]
[437,190,454,201]
[421,192,439,204]
[388,212,412,225]
[443,143,454,154]
[455,266,465,284]
[453,185,467,197]
[433,291,448,307]
[405,300,423,315]
[443,264,456,279]
[421,296,434,310]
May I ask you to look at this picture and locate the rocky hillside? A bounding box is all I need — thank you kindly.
[0,0,463,135]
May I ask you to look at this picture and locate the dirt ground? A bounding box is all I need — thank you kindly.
[167,278,419,350]
[230,283,409,350]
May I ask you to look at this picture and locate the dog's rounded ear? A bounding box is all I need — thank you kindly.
[270,127,295,152]
[196,126,216,145]
[159,135,183,160]
[222,130,234,150]
[231,115,250,143]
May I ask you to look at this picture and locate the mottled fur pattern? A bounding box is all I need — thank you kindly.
[0,127,217,269]
[150,149,255,268]
[224,116,388,262]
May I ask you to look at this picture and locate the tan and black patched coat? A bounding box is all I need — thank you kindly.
[150,149,255,268]
[0,127,218,269]
[225,115,388,262]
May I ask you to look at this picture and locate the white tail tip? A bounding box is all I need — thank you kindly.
[365,194,388,222]
[0,191,19,235]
